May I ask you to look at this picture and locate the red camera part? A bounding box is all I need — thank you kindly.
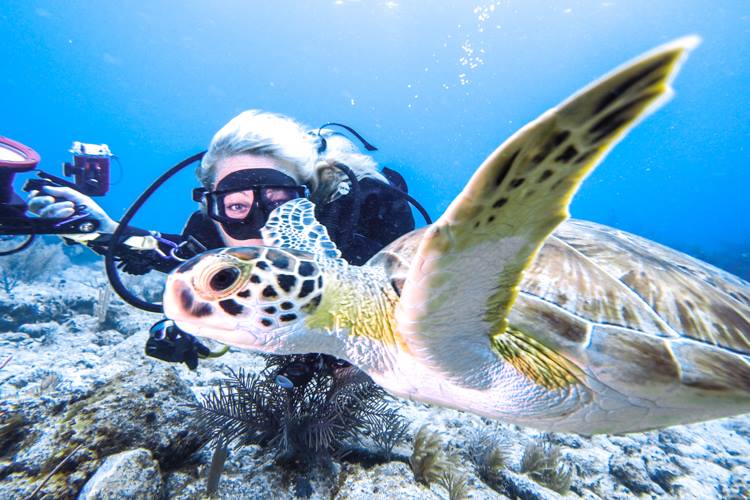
[0,136,40,171]
[0,137,41,205]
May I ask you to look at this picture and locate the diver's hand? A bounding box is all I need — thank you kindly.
[27,185,118,233]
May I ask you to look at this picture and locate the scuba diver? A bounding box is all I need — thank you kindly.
[25,110,424,378]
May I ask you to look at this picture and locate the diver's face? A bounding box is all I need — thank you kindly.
[212,154,298,246]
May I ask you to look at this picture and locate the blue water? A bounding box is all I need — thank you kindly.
[2,1,749,277]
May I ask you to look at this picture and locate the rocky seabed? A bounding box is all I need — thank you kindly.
[0,262,748,499]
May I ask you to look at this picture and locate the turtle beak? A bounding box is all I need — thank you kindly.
[163,276,196,323]
[163,275,230,330]
[163,274,263,349]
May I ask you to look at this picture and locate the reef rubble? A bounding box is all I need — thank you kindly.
[0,260,748,499]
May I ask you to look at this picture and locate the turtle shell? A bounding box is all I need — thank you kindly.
[370,219,750,355]
[531,219,750,354]
[366,226,428,297]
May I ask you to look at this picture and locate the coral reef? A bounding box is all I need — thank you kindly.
[409,425,469,499]
[520,441,573,495]
[466,428,510,489]
[410,425,450,485]
[193,356,408,465]
[190,354,411,495]
[436,468,469,500]
[0,246,747,498]
[0,238,69,295]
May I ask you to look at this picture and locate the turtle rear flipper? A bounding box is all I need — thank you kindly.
[396,37,701,386]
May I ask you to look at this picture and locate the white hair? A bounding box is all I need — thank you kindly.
[198,110,317,188]
[198,110,388,202]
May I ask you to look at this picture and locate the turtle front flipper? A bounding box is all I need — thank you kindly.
[262,198,345,265]
[396,37,700,386]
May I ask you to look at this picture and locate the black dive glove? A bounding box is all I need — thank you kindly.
[145,319,211,370]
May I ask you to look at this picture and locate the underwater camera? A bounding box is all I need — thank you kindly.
[0,137,112,255]
[0,135,203,313]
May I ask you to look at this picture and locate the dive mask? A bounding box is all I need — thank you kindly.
[192,168,307,239]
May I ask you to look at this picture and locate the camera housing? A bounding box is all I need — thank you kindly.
[0,138,114,251]
[62,142,112,196]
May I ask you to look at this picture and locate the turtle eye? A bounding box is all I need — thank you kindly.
[209,267,241,292]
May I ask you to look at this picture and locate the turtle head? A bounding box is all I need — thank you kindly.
[163,246,325,353]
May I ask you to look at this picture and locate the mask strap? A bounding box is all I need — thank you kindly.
[315,122,378,153]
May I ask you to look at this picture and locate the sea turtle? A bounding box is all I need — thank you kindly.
[163,36,750,434]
